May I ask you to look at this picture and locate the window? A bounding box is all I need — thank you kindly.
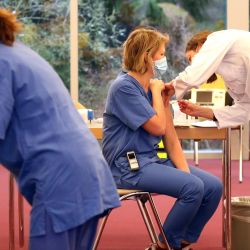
[3,0,227,153]
[79,0,226,153]
[3,1,70,88]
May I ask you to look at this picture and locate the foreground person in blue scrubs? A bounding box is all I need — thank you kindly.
[0,9,120,250]
[102,27,223,250]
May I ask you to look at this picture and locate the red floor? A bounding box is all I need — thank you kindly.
[0,159,249,250]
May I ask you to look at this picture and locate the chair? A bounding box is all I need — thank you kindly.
[93,189,171,250]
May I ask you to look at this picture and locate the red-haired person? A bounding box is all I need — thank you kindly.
[0,8,120,250]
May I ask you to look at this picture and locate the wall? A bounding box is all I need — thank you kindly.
[227,0,249,160]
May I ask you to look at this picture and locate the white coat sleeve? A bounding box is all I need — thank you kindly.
[213,102,250,128]
[173,31,237,99]
[213,54,250,128]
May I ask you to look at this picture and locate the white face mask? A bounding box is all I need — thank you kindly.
[154,56,168,75]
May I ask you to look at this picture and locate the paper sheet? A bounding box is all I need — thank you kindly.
[191,120,218,128]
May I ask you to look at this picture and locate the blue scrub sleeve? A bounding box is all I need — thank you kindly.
[0,61,14,140]
[112,84,156,131]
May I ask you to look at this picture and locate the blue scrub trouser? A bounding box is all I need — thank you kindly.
[29,213,99,250]
[118,160,223,249]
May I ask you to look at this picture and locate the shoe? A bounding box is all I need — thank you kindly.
[145,243,169,250]
[172,246,193,250]
[182,247,192,250]
[181,242,193,250]
[145,242,193,250]
[183,247,192,250]
[172,243,193,250]
[145,243,158,250]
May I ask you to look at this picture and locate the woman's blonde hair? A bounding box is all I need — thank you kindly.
[0,8,22,46]
[123,27,169,74]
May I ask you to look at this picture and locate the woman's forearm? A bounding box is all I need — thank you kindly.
[163,104,190,173]
[197,106,214,120]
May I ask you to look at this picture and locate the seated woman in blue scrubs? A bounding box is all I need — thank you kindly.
[0,9,120,250]
[102,27,223,250]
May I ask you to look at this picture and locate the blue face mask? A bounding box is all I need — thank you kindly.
[154,56,168,75]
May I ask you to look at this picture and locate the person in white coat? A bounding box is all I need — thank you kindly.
[170,29,250,128]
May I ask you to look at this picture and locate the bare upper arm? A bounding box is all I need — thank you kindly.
[142,114,166,136]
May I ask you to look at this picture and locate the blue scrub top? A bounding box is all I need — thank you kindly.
[0,42,120,236]
[102,72,162,186]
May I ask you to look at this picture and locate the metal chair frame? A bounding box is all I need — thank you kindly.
[93,189,171,250]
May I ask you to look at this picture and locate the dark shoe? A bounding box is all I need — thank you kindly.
[145,243,169,250]
[172,247,193,250]
[145,243,158,250]
[172,243,193,250]
[181,242,193,250]
[172,246,193,250]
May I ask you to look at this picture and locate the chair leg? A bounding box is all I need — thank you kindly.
[9,174,15,250]
[92,209,112,250]
[147,195,171,250]
[136,195,158,243]
[137,193,171,250]
[18,192,24,248]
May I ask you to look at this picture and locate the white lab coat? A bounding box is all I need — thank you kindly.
[174,29,250,128]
